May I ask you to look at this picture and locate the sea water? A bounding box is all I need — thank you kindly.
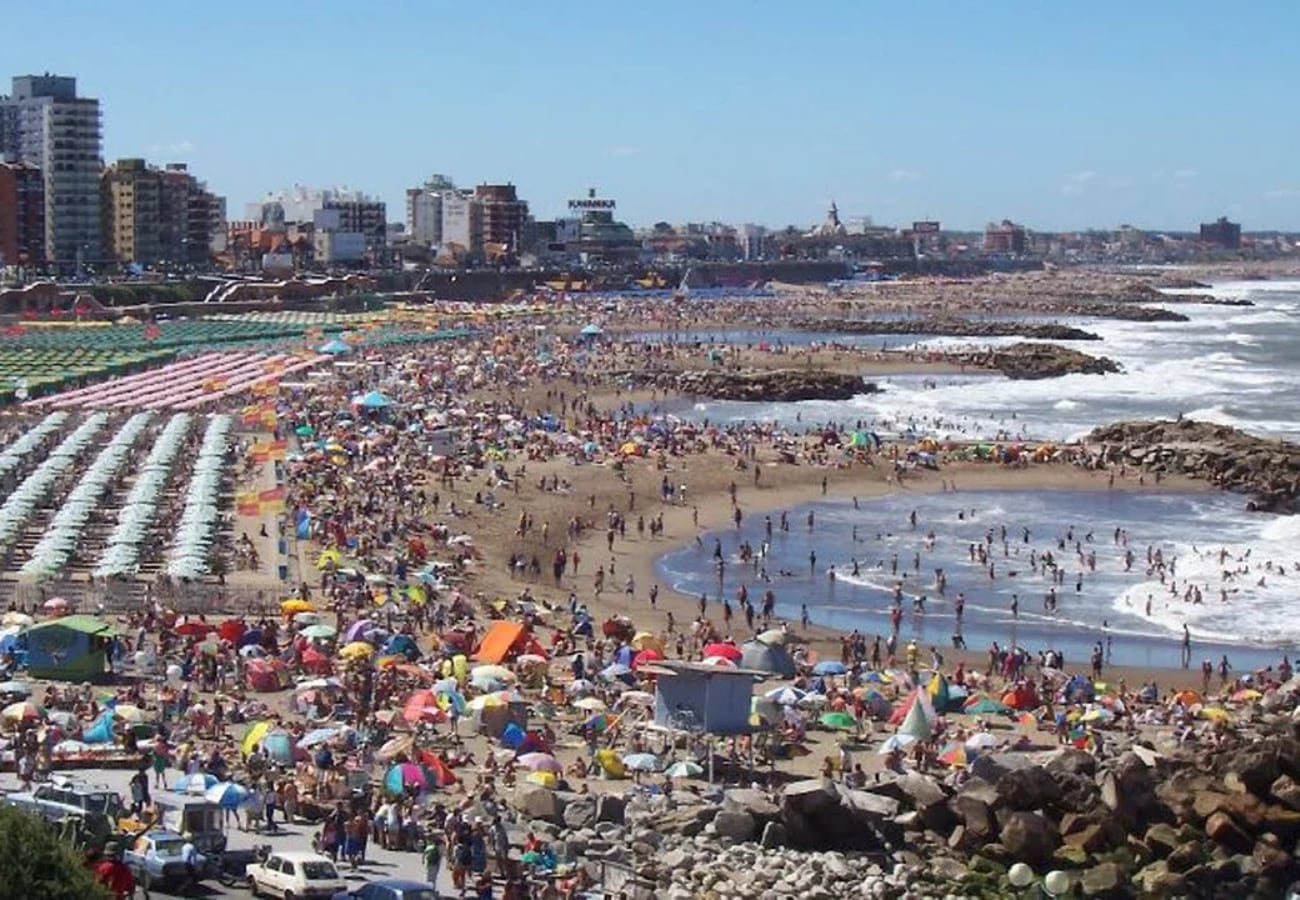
[666,279,1300,442]
[654,489,1300,671]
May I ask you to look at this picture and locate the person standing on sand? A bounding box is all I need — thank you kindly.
[801,604,810,629]
[809,549,817,575]
[1181,625,1191,668]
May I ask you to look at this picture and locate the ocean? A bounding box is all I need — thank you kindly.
[648,279,1300,668]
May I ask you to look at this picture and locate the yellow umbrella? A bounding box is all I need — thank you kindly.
[573,696,607,712]
[339,641,375,660]
[631,632,664,653]
[466,694,506,712]
[316,549,342,570]
[525,771,558,788]
[1199,706,1232,722]
[594,748,626,778]
[281,598,315,615]
[241,720,273,756]
[112,704,147,724]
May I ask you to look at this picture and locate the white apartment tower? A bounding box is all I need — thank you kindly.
[0,75,103,270]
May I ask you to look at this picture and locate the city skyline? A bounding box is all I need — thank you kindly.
[4,1,1299,232]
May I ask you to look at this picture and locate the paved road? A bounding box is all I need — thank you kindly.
[0,767,449,898]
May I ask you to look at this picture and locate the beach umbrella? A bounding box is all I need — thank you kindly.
[1017,712,1039,729]
[262,730,295,763]
[937,742,969,768]
[403,690,446,724]
[600,663,633,681]
[812,660,847,676]
[0,681,32,697]
[630,632,664,653]
[343,619,375,643]
[965,697,1013,716]
[1,701,45,723]
[196,639,220,656]
[1232,688,1263,703]
[353,389,394,409]
[376,734,415,762]
[819,711,857,731]
[339,641,375,660]
[171,772,219,794]
[1080,707,1113,723]
[573,696,607,712]
[622,752,661,772]
[205,782,251,809]
[301,624,337,640]
[664,760,704,779]
[471,665,516,683]
[1171,689,1201,707]
[111,704,147,723]
[517,752,562,773]
[701,642,742,663]
[525,771,558,788]
[1199,706,1232,722]
[1,612,33,628]
[282,598,316,615]
[877,734,917,754]
[756,628,787,646]
[298,727,347,748]
[699,656,736,669]
[964,732,999,752]
[466,694,506,712]
[384,762,431,794]
[175,621,213,637]
[898,699,932,741]
[796,692,828,709]
[765,686,805,706]
[241,720,273,756]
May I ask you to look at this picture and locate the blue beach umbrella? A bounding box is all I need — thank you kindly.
[171,772,219,794]
[205,782,251,809]
[812,660,847,676]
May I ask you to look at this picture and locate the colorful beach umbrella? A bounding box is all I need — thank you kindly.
[241,720,273,756]
[384,762,430,794]
[965,697,1013,716]
[622,752,661,772]
[516,752,562,773]
[205,782,251,809]
[171,772,219,794]
[664,760,704,779]
[877,734,917,754]
[937,742,969,768]
[819,711,857,731]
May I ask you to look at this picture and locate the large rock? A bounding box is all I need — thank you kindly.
[722,788,780,826]
[996,766,1063,811]
[1100,752,1157,829]
[964,342,1122,380]
[794,317,1104,341]
[970,752,1033,784]
[1046,747,1099,778]
[951,795,995,842]
[676,369,877,402]
[1270,774,1300,811]
[711,809,756,842]
[512,784,563,824]
[595,793,625,825]
[562,795,596,830]
[780,778,899,851]
[999,811,1060,868]
[1205,811,1252,852]
[646,804,715,838]
[1080,861,1125,898]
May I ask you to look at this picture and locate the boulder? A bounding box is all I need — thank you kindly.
[970,752,1033,784]
[996,766,1063,811]
[781,779,899,851]
[893,773,954,830]
[594,793,624,825]
[999,811,1060,868]
[712,809,756,842]
[512,784,563,824]
[676,369,877,403]
[1049,769,1102,813]
[562,795,596,830]
[647,804,715,838]
[1271,774,1300,811]
[1226,747,1282,797]
[1132,860,1188,896]
[951,795,995,841]
[1080,861,1125,898]
[759,821,787,849]
[1046,747,1098,778]
[1144,823,1181,858]
[1205,811,1253,852]
[723,788,780,826]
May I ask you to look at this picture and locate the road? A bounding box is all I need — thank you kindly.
[0,767,449,897]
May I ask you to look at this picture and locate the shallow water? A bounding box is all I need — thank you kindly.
[655,489,1300,671]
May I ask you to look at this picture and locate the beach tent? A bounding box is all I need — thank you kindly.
[898,695,933,741]
[353,389,393,409]
[24,615,119,681]
[474,620,526,664]
[739,639,796,678]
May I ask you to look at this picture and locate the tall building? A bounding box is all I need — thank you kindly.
[318,197,386,254]
[474,183,528,253]
[984,219,1028,254]
[405,175,455,247]
[0,75,103,270]
[1199,216,1241,250]
[102,158,224,266]
[441,192,482,256]
[0,161,45,267]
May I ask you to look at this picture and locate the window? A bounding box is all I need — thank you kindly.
[301,861,338,881]
[266,856,284,873]
[283,861,298,877]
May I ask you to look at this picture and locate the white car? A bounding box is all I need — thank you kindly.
[247,850,347,899]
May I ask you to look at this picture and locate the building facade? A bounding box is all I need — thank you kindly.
[473,183,528,253]
[405,175,455,248]
[101,158,223,266]
[0,75,103,270]
[984,219,1028,254]
[441,192,482,256]
[0,160,45,267]
[1200,216,1241,250]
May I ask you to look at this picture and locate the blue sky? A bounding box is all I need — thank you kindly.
[7,1,1298,231]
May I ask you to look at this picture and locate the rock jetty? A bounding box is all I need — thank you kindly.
[1087,419,1300,512]
[676,368,879,402]
[959,343,1122,380]
[507,711,1300,898]
[794,319,1103,341]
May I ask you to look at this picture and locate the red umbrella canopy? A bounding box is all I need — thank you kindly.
[218,620,247,642]
[632,649,664,669]
[702,642,742,663]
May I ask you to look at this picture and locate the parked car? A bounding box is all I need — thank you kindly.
[332,878,439,900]
[4,776,123,827]
[247,850,347,899]
[122,830,218,892]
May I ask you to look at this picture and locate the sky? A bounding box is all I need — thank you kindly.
[6,1,1299,231]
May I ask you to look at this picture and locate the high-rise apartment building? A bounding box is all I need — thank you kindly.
[102,158,224,266]
[405,175,456,247]
[0,161,45,267]
[474,183,528,252]
[0,75,103,270]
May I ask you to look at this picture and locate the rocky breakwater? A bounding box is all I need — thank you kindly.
[676,368,880,402]
[794,318,1102,341]
[960,343,1122,380]
[1088,419,1300,513]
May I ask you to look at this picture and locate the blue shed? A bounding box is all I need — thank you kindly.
[652,660,761,736]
